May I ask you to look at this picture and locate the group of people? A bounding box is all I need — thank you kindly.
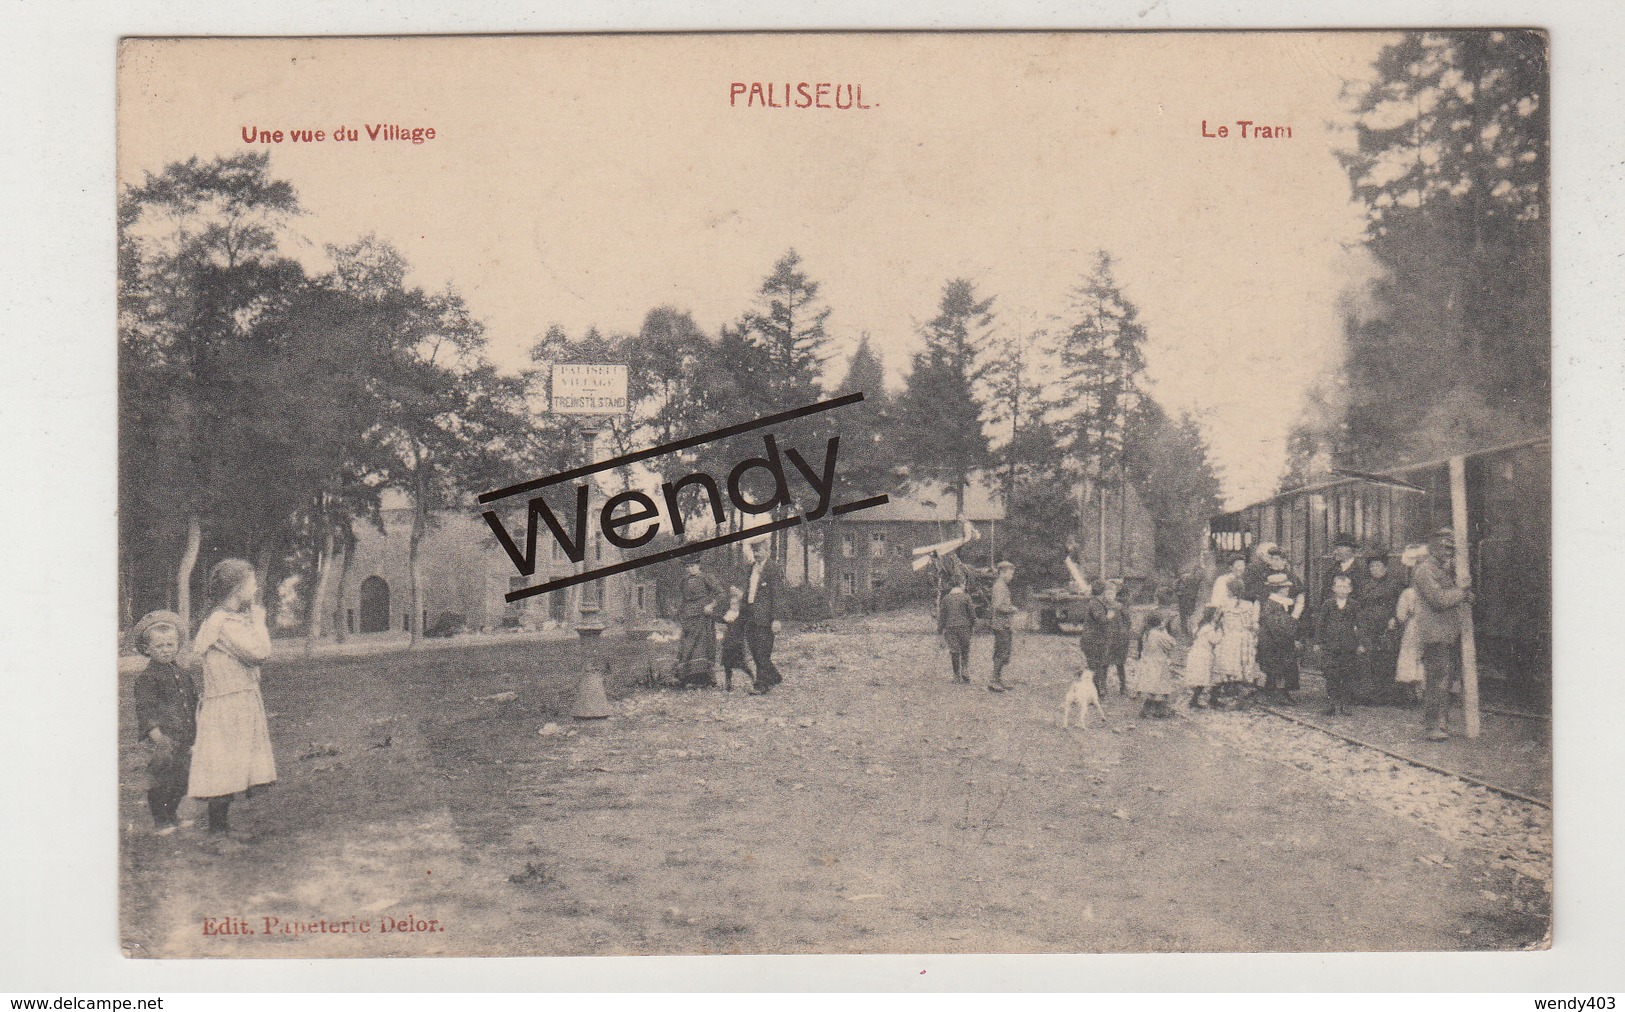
[130,558,277,839]
[1177,527,1473,738]
[932,549,1184,717]
[935,559,1021,692]
[131,542,787,840]
[671,539,784,695]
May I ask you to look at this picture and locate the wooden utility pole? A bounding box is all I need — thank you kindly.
[1449,456,1481,739]
[1098,482,1108,581]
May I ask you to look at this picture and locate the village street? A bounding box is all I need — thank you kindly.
[119,611,1551,958]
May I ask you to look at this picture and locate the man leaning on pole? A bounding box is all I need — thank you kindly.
[1411,526,1474,741]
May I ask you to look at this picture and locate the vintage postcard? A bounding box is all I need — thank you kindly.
[116,31,1551,958]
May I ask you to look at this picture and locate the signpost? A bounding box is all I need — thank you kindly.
[551,364,628,416]
[1449,455,1481,739]
[551,364,626,718]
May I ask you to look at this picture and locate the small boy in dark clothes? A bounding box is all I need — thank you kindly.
[1314,575,1364,717]
[130,610,198,834]
[938,576,976,684]
[718,585,755,692]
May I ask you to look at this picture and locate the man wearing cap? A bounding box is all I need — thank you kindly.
[1320,533,1366,607]
[1411,527,1474,740]
[988,561,1018,693]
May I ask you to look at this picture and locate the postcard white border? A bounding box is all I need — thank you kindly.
[3,0,1621,995]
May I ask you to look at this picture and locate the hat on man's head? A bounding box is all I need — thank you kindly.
[997,560,1015,573]
[1429,526,1456,548]
[1333,533,1358,550]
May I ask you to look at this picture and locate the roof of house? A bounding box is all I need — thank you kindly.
[846,474,1006,523]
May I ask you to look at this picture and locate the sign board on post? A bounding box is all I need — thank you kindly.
[551,364,628,415]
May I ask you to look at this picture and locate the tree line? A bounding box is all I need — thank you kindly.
[1280,30,1549,489]
[119,151,1223,643]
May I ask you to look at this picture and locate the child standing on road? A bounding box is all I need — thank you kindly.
[938,575,976,684]
[719,585,755,692]
[1182,607,1222,709]
[1314,574,1364,717]
[188,559,277,838]
[1101,581,1133,696]
[131,610,198,835]
[1135,613,1179,718]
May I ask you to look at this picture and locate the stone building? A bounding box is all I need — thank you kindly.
[320,489,658,636]
[821,476,1005,610]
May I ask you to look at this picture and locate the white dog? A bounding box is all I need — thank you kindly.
[1061,673,1108,728]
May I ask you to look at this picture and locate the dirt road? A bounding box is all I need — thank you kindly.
[120,611,1550,957]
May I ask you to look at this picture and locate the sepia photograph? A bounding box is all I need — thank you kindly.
[112,30,1552,959]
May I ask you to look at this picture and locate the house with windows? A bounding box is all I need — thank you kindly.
[822,475,1006,610]
[319,489,657,637]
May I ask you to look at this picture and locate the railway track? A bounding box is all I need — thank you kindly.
[1250,702,1550,810]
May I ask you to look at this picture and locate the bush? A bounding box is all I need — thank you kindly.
[871,571,934,613]
[425,612,467,638]
[778,583,833,622]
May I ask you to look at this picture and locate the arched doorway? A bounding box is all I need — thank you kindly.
[359,576,391,633]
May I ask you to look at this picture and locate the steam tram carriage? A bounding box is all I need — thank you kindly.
[1207,438,1551,689]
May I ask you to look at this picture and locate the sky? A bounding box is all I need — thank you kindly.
[119,32,1394,508]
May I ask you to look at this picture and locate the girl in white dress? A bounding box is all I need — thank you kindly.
[1182,607,1223,709]
[1209,557,1260,697]
[1393,586,1426,700]
[1391,545,1429,703]
[188,559,277,836]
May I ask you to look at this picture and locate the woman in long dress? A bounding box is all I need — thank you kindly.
[674,560,724,687]
[1210,556,1259,698]
[1387,544,1430,703]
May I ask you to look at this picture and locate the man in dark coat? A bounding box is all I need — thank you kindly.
[937,575,976,684]
[1078,579,1110,696]
[1313,573,1363,716]
[744,540,783,695]
[1320,533,1366,607]
[1100,581,1133,696]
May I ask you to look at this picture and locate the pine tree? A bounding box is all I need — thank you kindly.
[1055,251,1148,487]
[1284,29,1551,481]
[1126,404,1225,573]
[1051,252,1150,580]
[894,279,996,515]
[738,250,837,564]
[743,249,833,413]
[984,325,1056,510]
[822,335,906,604]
